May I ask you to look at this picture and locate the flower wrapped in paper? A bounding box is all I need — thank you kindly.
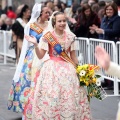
[76,64,107,102]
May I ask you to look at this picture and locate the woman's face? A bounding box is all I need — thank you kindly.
[55,14,66,31]
[106,6,114,17]
[54,6,60,12]
[41,7,50,21]
[84,8,91,17]
[24,9,31,19]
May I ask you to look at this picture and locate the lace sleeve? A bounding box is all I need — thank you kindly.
[70,38,79,51]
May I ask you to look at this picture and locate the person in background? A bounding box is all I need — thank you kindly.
[7,6,17,19]
[66,2,79,32]
[0,14,7,23]
[98,1,106,21]
[0,18,6,30]
[90,2,120,89]
[90,2,120,42]
[53,0,59,6]
[11,4,30,63]
[4,17,12,31]
[16,4,25,17]
[8,4,50,120]
[98,8,105,21]
[91,3,99,14]
[98,0,106,9]
[45,1,54,13]
[61,1,67,12]
[54,4,63,12]
[76,6,83,20]
[74,4,100,38]
[22,5,50,120]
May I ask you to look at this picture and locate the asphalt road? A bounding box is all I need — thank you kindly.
[0,61,120,120]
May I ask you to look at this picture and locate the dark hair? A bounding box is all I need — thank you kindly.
[52,12,64,27]
[98,1,106,8]
[114,0,120,6]
[77,7,83,15]
[78,4,93,25]
[91,3,99,13]
[82,3,92,13]
[72,3,80,14]
[12,21,24,39]
[8,6,13,11]
[94,0,98,3]
[104,2,118,16]
[18,4,29,18]
[82,3,93,16]
[61,2,67,9]
[54,4,63,12]
[39,5,50,17]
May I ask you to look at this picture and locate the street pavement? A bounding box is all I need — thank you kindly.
[0,57,120,120]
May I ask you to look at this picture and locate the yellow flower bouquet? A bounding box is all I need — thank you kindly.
[76,64,107,102]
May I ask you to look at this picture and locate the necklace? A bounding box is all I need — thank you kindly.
[54,30,64,39]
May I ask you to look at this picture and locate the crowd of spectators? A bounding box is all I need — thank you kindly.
[0,0,120,38]
[0,5,16,31]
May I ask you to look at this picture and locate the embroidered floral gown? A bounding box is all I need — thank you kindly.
[29,31,91,120]
[7,23,44,113]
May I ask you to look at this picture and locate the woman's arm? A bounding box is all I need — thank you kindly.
[70,50,78,65]
[12,32,17,42]
[34,44,46,59]
[25,35,46,59]
[95,17,120,36]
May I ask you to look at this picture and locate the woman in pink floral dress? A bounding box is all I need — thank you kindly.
[25,11,91,120]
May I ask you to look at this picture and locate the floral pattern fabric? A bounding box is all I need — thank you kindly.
[32,59,91,120]
[23,69,40,120]
[8,46,34,112]
[22,31,92,120]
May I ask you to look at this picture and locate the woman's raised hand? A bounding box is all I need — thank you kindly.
[25,35,38,45]
[95,46,110,70]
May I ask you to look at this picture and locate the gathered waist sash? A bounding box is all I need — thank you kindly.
[50,56,65,62]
